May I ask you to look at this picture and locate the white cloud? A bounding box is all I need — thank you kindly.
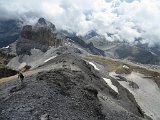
[0,0,160,45]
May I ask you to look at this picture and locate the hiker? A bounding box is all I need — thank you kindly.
[18,72,24,85]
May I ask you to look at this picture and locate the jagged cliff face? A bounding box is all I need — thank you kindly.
[21,25,60,46]
[16,18,63,55]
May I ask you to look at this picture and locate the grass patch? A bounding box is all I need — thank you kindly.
[84,55,123,72]
[0,64,5,69]
[115,66,132,74]
[84,55,160,87]
[130,65,160,87]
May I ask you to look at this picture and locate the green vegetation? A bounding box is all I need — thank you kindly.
[84,55,160,87]
[115,66,132,74]
[0,64,5,69]
[84,55,123,72]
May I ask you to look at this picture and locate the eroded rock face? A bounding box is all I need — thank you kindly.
[16,18,63,55]
[21,25,58,46]
[0,68,17,79]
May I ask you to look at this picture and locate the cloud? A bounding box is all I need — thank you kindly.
[0,0,160,46]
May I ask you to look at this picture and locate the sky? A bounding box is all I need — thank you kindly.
[0,0,160,46]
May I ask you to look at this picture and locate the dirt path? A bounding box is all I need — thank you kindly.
[0,69,42,84]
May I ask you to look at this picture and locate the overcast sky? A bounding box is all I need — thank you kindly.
[0,0,160,46]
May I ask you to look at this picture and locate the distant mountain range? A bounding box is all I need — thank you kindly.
[0,20,21,48]
[0,18,160,66]
[85,31,160,65]
[0,18,160,120]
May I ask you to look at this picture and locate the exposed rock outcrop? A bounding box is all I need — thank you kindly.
[0,68,17,79]
[16,18,63,55]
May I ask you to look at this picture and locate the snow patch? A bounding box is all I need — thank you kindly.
[123,65,129,69]
[88,62,99,70]
[118,72,160,120]
[102,77,118,93]
[150,51,157,56]
[2,46,9,49]
[44,56,56,63]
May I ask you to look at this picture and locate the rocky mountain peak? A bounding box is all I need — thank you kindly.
[35,18,55,30]
[37,18,47,25]
[20,18,60,45]
[16,18,63,55]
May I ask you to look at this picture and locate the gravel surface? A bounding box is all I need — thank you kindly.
[0,53,146,120]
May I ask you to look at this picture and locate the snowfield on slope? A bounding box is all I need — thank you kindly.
[44,56,57,63]
[118,72,160,120]
[88,62,100,70]
[102,78,119,93]
[2,45,9,49]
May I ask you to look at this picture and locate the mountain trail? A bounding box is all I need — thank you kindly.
[0,69,42,84]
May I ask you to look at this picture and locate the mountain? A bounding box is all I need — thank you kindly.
[1,18,103,56]
[16,18,63,55]
[104,43,160,65]
[86,34,160,65]
[0,18,160,120]
[86,35,112,50]
[1,18,104,71]
[60,30,105,56]
[0,52,147,120]
[0,20,21,48]
[82,30,99,40]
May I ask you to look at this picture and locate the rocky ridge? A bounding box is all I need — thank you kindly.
[0,18,158,120]
[0,52,146,120]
